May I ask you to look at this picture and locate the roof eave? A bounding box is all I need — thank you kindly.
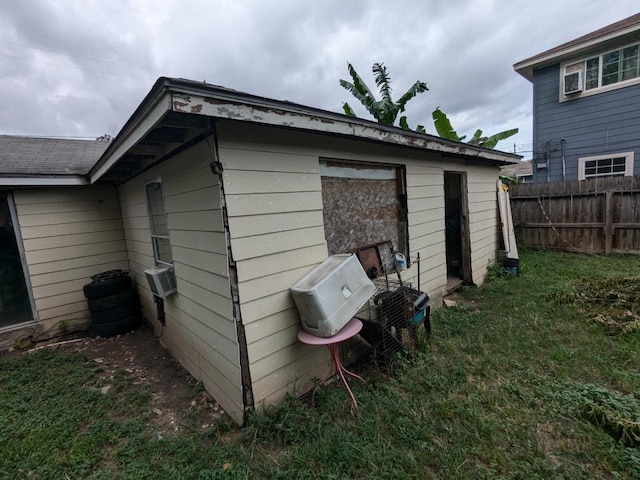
[88,78,173,183]
[91,78,519,184]
[170,89,519,164]
[514,22,640,81]
[0,175,89,186]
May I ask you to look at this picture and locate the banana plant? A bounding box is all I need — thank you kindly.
[432,107,518,149]
[340,62,428,127]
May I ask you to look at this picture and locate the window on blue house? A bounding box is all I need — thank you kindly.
[563,42,640,97]
[578,152,634,180]
[585,58,599,89]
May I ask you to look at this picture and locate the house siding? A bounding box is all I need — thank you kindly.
[118,139,244,424]
[533,64,640,182]
[217,121,501,408]
[12,186,128,333]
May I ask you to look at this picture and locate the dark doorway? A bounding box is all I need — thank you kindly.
[444,172,471,291]
[0,194,33,328]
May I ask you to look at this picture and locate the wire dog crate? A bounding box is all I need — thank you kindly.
[351,241,431,368]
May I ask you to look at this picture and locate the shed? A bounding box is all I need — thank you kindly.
[1,78,519,424]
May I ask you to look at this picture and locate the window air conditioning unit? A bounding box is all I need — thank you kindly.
[144,266,177,298]
[563,71,583,95]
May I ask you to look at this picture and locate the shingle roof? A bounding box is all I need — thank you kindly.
[514,13,640,81]
[500,160,532,178]
[0,135,109,176]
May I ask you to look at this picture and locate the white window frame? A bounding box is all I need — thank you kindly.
[578,152,634,180]
[560,40,640,102]
[144,178,173,266]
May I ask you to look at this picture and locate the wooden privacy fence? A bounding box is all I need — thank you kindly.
[509,176,640,254]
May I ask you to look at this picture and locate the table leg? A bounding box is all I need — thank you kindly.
[328,343,364,412]
[339,361,365,384]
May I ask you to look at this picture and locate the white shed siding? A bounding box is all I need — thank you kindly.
[217,122,487,408]
[12,186,128,332]
[405,163,448,296]
[465,166,500,286]
[117,140,244,424]
[218,140,330,408]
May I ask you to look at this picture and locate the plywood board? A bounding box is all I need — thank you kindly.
[321,175,402,255]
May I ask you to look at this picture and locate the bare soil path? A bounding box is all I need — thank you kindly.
[3,325,227,433]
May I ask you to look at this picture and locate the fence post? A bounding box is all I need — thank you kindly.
[604,189,614,255]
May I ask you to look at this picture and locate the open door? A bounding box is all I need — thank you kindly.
[444,172,472,291]
[0,193,35,328]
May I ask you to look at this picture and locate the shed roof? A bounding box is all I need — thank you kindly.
[2,77,520,187]
[0,135,109,185]
[514,13,640,81]
[91,77,520,184]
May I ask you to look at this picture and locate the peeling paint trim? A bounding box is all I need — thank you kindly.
[171,93,517,164]
[91,77,519,184]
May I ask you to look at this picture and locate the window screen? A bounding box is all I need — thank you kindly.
[145,180,173,265]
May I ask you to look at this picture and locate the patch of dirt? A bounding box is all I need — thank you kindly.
[535,423,563,467]
[443,290,478,310]
[4,326,228,433]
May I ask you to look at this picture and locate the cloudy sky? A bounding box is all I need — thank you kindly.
[0,1,638,157]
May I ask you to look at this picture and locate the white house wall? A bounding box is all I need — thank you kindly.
[12,186,128,333]
[217,121,501,409]
[117,139,244,424]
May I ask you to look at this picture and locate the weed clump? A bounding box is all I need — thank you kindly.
[550,277,640,334]
[555,383,640,448]
[485,261,518,282]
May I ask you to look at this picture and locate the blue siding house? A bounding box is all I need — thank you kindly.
[515,13,640,183]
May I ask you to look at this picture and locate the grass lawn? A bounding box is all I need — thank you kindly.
[1,249,639,479]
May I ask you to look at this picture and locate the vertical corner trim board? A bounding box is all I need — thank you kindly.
[209,126,255,420]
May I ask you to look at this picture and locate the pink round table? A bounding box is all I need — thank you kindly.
[297,318,365,412]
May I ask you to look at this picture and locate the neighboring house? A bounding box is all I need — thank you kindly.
[500,160,533,183]
[514,13,640,183]
[0,77,518,424]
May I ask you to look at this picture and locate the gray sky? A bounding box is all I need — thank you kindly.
[0,1,638,157]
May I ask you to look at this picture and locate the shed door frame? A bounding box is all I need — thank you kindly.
[1,191,38,324]
[444,172,472,284]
